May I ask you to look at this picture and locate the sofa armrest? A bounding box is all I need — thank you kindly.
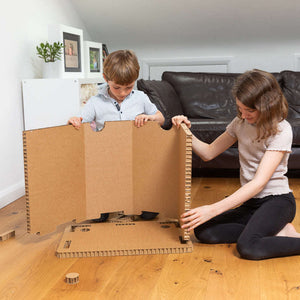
[281,71,300,119]
[137,79,184,129]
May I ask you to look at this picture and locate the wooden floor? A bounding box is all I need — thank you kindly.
[1,177,300,300]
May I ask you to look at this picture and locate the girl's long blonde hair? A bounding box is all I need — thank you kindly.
[232,69,288,140]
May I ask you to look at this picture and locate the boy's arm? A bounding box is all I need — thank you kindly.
[152,110,165,125]
[68,98,96,129]
[141,92,165,126]
[135,110,165,128]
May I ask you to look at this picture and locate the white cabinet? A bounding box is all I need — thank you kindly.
[22,78,104,130]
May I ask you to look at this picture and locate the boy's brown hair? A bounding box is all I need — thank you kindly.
[103,50,140,85]
[232,69,288,140]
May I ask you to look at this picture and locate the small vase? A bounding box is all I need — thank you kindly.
[42,61,59,78]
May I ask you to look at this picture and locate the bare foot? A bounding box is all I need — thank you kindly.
[276,223,300,238]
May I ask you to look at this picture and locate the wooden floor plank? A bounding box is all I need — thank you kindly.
[149,252,206,299]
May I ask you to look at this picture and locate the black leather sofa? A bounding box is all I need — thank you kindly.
[137,71,300,176]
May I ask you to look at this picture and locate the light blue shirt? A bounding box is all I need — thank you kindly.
[81,83,158,131]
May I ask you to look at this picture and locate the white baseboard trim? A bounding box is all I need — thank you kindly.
[141,56,234,80]
[0,181,25,209]
[294,53,300,71]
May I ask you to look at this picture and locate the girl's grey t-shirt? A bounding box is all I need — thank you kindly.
[226,117,292,198]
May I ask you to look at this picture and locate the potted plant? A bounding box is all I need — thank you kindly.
[36,41,64,77]
[36,41,64,62]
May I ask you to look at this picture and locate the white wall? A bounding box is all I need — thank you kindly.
[0,0,92,208]
[70,0,300,76]
[135,43,300,80]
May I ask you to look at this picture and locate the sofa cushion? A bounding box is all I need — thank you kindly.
[162,72,240,119]
[137,79,183,118]
[281,71,300,120]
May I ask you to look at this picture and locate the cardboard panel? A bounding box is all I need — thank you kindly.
[132,122,181,217]
[23,125,86,234]
[24,121,192,240]
[56,222,193,258]
[83,122,133,218]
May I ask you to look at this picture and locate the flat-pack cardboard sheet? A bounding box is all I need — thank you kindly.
[23,121,192,255]
[56,222,193,258]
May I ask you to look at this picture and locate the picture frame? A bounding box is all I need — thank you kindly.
[48,24,84,78]
[83,41,103,79]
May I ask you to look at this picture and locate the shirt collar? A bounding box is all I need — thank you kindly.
[98,83,110,99]
[98,82,135,100]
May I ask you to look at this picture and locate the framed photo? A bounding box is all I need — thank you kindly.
[63,32,81,72]
[48,24,84,78]
[84,41,103,78]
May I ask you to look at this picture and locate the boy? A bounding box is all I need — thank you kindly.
[69,50,165,222]
[69,49,164,131]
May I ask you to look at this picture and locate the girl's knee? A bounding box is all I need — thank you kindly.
[194,226,221,244]
[236,242,255,260]
[236,238,265,260]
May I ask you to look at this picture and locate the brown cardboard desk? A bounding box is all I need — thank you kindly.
[23,121,193,257]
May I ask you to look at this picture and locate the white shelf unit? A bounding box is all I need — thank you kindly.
[22,78,104,131]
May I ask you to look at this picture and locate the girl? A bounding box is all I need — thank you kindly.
[172,69,300,260]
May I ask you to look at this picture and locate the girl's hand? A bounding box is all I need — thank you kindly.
[172,115,191,128]
[68,117,83,129]
[181,205,216,231]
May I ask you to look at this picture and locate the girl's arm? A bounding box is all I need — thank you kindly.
[192,132,237,161]
[181,150,286,231]
[172,115,237,161]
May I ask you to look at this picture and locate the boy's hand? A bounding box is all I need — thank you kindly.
[68,117,83,129]
[135,114,153,128]
[172,115,191,129]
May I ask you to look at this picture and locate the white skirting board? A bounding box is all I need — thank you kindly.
[0,181,25,209]
[141,56,233,80]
